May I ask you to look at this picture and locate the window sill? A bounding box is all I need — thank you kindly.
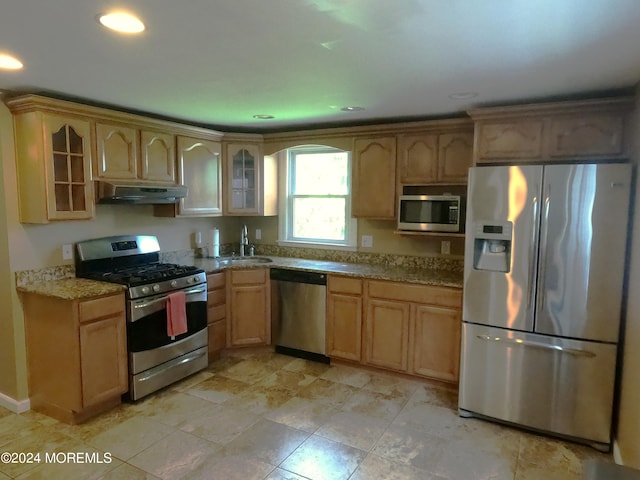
[276,240,357,252]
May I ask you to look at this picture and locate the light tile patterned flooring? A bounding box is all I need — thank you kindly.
[0,349,613,479]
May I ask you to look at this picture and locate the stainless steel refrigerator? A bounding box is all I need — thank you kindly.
[459,163,632,451]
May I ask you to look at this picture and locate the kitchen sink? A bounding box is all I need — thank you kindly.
[217,256,273,266]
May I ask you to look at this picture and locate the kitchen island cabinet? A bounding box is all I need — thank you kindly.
[227,268,270,346]
[21,289,127,424]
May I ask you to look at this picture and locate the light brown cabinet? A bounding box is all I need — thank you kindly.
[470,97,633,164]
[398,131,473,184]
[364,280,462,383]
[364,297,410,372]
[21,291,127,423]
[227,268,270,346]
[156,135,223,217]
[207,272,227,360]
[352,136,397,218]
[10,109,94,223]
[140,130,176,183]
[95,122,139,180]
[326,275,363,362]
[224,140,277,216]
[94,124,177,183]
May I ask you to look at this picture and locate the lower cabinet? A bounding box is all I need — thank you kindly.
[326,275,363,362]
[21,291,127,424]
[227,268,270,346]
[363,280,462,383]
[411,304,461,382]
[206,271,227,360]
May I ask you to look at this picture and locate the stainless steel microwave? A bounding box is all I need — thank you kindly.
[398,195,464,232]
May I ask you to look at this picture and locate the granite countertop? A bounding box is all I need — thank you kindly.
[194,256,463,289]
[17,278,126,300]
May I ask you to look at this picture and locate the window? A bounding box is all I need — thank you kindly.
[279,146,356,248]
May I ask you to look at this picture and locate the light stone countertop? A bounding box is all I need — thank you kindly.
[194,255,463,289]
[17,278,126,300]
[15,255,463,301]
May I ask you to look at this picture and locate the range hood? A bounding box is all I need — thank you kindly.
[96,181,188,204]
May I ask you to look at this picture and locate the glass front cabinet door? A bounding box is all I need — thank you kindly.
[226,143,261,215]
[13,111,94,223]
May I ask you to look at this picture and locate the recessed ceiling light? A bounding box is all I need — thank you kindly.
[253,114,275,120]
[448,92,478,100]
[341,106,365,112]
[0,53,23,70]
[98,11,146,34]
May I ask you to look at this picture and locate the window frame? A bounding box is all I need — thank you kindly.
[278,145,357,250]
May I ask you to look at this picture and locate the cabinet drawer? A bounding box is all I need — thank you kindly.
[328,275,362,295]
[367,280,461,308]
[230,268,267,285]
[207,272,225,289]
[79,294,124,322]
[207,288,225,306]
[208,304,225,323]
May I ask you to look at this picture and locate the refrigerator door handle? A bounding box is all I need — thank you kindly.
[526,193,539,313]
[476,334,596,358]
[537,188,551,317]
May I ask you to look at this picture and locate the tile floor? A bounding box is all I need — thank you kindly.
[0,349,614,479]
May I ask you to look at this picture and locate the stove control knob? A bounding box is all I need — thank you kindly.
[170,280,178,288]
[141,286,150,295]
[191,276,200,284]
[152,284,161,292]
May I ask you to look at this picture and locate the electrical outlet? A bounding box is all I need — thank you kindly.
[441,240,451,255]
[255,228,262,240]
[361,235,373,248]
[62,244,73,260]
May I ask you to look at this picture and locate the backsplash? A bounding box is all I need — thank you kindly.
[15,243,464,287]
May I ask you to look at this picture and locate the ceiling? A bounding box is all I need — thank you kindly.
[2,0,640,132]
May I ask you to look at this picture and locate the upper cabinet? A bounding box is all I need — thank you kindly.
[352,136,397,219]
[470,97,634,164]
[9,106,94,223]
[94,122,177,184]
[223,136,277,216]
[140,130,176,183]
[398,130,473,185]
[175,135,223,216]
[95,122,139,180]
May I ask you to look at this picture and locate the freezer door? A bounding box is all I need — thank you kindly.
[535,163,631,342]
[463,165,542,331]
[459,323,616,446]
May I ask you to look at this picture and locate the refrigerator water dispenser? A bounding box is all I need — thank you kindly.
[472,221,512,273]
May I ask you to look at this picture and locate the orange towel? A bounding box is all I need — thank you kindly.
[167,291,188,339]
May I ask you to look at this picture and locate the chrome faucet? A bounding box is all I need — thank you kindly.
[240,224,249,256]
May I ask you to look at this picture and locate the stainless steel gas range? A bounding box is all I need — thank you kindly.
[75,235,208,400]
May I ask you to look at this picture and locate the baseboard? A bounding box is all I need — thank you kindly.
[613,440,623,465]
[0,391,30,413]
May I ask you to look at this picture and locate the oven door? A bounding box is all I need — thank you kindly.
[127,286,208,353]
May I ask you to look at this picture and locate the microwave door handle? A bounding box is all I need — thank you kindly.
[133,287,206,309]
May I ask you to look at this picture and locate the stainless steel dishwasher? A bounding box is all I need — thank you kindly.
[270,268,329,363]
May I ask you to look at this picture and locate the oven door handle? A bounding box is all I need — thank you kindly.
[133,288,207,309]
